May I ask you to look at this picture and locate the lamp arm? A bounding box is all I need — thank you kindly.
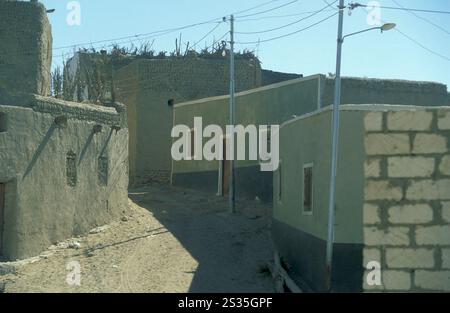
[342,26,381,41]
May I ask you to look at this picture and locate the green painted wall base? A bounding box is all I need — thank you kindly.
[272,219,364,292]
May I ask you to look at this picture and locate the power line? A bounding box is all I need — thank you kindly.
[235,0,300,18]
[204,31,230,52]
[236,1,337,35]
[59,28,180,54]
[193,22,224,48]
[232,0,282,15]
[235,9,336,22]
[321,0,338,10]
[53,19,222,51]
[52,1,275,57]
[390,0,450,35]
[236,11,338,44]
[393,27,450,62]
[372,16,450,63]
[53,21,226,59]
[349,2,450,15]
[52,1,298,52]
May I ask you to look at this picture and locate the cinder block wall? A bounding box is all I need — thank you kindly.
[363,107,450,292]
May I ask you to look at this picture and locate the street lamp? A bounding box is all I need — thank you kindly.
[342,23,396,41]
[325,0,395,291]
[381,23,397,31]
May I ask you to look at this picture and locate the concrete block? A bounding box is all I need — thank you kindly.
[365,159,381,178]
[365,180,403,201]
[387,110,433,131]
[365,134,410,156]
[364,227,410,246]
[364,203,381,225]
[442,202,450,223]
[383,270,411,291]
[365,112,383,132]
[413,134,448,154]
[415,271,450,291]
[443,249,450,269]
[438,110,450,130]
[388,157,435,178]
[406,179,450,200]
[388,204,433,224]
[439,156,450,176]
[386,248,435,269]
[363,248,381,267]
[415,225,450,245]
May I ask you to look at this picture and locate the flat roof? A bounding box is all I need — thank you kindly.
[281,104,450,129]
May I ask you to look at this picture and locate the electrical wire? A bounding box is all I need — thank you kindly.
[53,19,223,51]
[236,11,338,44]
[204,31,230,52]
[390,0,450,35]
[193,22,224,48]
[365,16,450,63]
[60,29,179,54]
[321,0,338,10]
[235,9,336,22]
[52,1,299,52]
[236,1,337,35]
[393,27,450,62]
[350,3,450,15]
[235,0,300,18]
[232,0,282,16]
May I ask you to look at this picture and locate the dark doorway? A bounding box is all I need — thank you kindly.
[0,183,5,256]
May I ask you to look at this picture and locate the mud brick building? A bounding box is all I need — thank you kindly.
[0,0,129,261]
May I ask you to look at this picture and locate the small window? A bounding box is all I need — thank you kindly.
[278,161,282,202]
[0,113,7,132]
[66,151,77,187]
[98,156,108,186]
[168,99,174,107]
[303,163,314,214]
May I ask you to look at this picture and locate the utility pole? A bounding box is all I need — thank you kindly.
[325,0,344,291]
[229,14,236,214]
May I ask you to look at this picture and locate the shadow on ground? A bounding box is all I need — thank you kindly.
[129,183,274,293]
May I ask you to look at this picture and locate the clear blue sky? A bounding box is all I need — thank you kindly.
[42,0,450,90]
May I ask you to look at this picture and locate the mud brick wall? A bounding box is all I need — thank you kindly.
[0,96,129,260]
[363,107,450,292]
[133,58,262,98]
[114,57,262,186]
[0,1,52,96]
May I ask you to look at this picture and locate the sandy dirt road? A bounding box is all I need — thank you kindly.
[0,184,274,293]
